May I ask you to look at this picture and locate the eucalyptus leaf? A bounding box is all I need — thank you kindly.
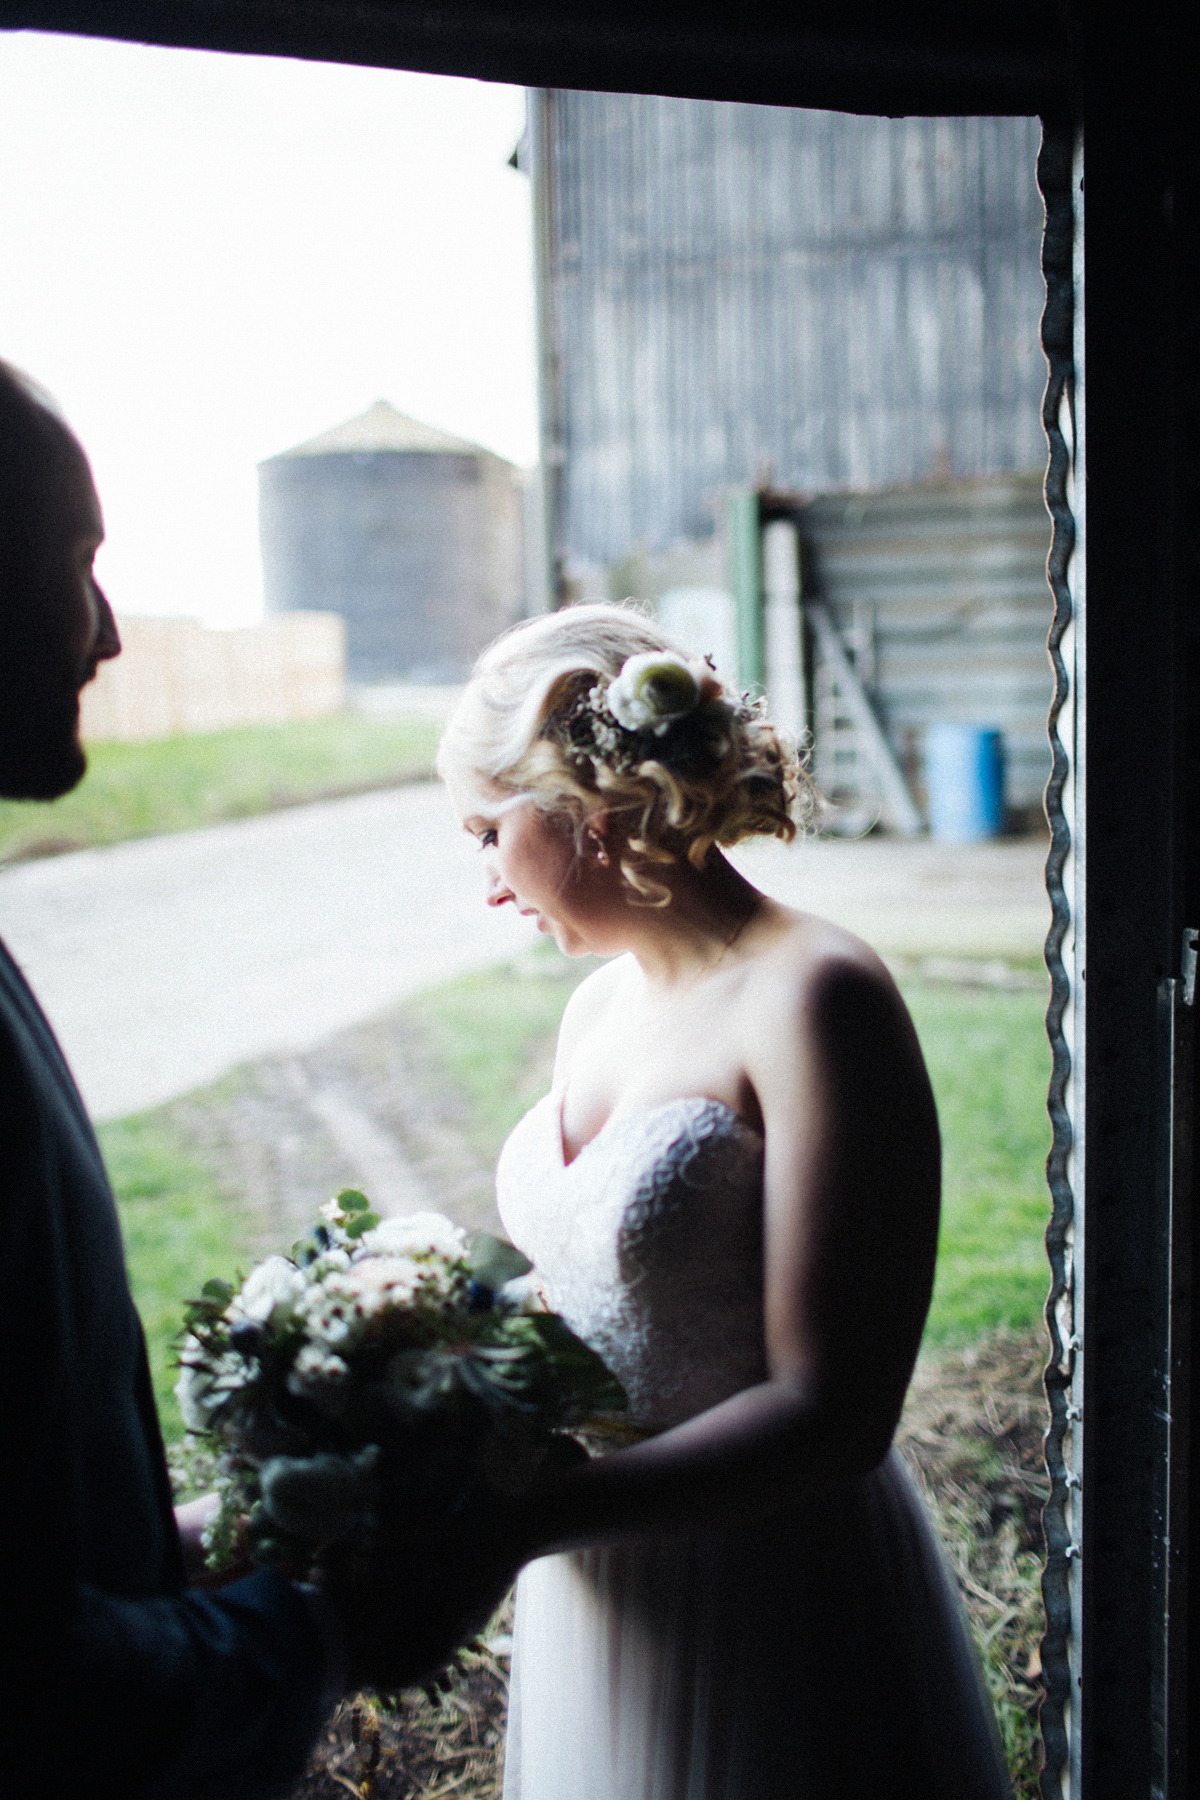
[469,1231,533,1292]
[344,1211,380,1239]
[524,1312,628,1412]
[337,1189,371,1213]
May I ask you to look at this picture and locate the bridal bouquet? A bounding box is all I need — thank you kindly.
[175,1192,624,1575]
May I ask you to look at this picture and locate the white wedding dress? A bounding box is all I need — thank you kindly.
[496,1091,1012,1800]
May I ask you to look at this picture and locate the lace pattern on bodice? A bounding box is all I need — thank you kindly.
[496,1093,766,1428]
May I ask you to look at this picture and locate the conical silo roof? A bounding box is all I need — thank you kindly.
[267,399,484,460]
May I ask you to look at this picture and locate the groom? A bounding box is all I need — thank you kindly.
[0,361,503,1796]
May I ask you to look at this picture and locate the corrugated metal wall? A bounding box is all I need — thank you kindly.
[540,94,1046,569]
[798,475,1051,813]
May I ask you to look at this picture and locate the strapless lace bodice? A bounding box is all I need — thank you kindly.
[496,1091,766,1428]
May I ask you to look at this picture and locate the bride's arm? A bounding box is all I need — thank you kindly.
[512,950,941,1559]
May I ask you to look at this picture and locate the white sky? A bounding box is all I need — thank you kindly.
[0,31,536,626]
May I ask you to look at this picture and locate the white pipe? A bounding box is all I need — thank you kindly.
[762,518,806,743]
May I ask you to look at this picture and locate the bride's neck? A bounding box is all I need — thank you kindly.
[619,853,761,991]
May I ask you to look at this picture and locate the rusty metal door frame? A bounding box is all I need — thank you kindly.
[1037,47,1197,1794]
[1037,115,1084,1800]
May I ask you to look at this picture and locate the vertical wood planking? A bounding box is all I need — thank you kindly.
[543,95,1045,570]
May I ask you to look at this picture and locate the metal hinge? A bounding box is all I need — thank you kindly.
[1182,926,1197,1006]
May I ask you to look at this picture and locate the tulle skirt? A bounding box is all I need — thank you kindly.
[503,1449,1011,1800]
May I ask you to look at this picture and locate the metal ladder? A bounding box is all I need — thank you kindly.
[757,514,920,836]
[808,599,920,836]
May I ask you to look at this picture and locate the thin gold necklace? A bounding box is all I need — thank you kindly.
[634,908,752,1028]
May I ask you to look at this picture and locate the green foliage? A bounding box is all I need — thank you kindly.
[469,1230,534,1291]
[0,712,441,864]
[181,1278,237,1337]
[517,1311,628,1414]
[99,1112,250,1442]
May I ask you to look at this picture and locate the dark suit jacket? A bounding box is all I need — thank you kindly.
[0,936,327,1797]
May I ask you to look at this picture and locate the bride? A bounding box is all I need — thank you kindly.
[438,604,1010,1800]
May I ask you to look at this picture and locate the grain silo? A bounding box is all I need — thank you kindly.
[258,401,525,683]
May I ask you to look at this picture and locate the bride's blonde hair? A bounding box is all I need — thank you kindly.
[437,602,813,904]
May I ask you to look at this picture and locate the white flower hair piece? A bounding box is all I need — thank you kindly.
[546,646,738,791]
[606,652,703,736]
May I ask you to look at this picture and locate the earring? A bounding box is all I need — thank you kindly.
[589,831,610,867]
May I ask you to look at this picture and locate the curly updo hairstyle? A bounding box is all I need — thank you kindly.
[437,603,814,904]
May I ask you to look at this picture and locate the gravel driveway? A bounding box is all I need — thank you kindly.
[0,783,1049,1123]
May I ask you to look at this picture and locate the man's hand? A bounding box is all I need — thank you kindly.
[175,1493,221,1583]
[174,1493,255,1589]
[316,1511,524,1695]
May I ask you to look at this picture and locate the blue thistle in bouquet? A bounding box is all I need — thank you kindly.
[175,1192,624,1575]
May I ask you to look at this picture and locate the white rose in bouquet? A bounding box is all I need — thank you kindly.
[353,1255,431,1312]
[363,1211,468,1265]
[228,1255,306,1331]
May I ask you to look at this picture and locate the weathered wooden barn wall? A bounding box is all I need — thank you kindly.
[537,94,1046,571]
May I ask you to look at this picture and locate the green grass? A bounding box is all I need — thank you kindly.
[99,1112,252,1443]
[907,984,1051,1345]
[406,952,596,1163]
[0,712,442,864]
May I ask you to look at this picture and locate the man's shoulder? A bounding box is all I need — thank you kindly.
[0,934,54,1049]
[0,933,107,1185]
[0,938,44,1109]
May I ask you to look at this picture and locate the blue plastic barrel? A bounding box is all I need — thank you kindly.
[925,724,1006,841]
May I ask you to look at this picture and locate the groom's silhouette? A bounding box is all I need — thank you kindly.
[0,361,499,1797]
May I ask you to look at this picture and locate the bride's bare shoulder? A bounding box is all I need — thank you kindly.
[737,905,926,1116]
[742,901,897,1015]
[566,953,634,1014]
[752,900,892,986]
